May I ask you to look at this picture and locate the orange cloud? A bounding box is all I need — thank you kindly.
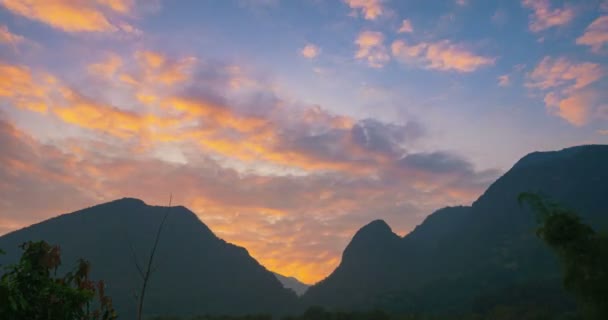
[355,31,390,68]
[96,0,133,14]
[82,50,197,108]
[54,89,178,140]
[167,97,270,134]
[130,50,196,86]
[0,112,496,283]
[0,46,501,284]
[88,53,123,77]
[136,50,166,69]
[2,56,371,175]
[521,0,575,32]
[300,44,320,59]
[1,0,118,32]
[527,56,605,126]
[0,62,58,112]
[577,16,608,53]
[392,39,495,72]
[344,0,384,20]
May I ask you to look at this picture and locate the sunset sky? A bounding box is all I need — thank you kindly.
[1,0,607,284]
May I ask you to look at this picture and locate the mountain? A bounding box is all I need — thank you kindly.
[274,273,309,296]
[0,198,297,318]
[303,145,608,314]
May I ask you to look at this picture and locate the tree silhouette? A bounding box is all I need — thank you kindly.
[518,192,608,319]
[0,241,116,319]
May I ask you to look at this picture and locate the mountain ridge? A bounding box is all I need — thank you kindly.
[303,144,608,313]
[1,144,606,316]
[0,197,298,318]
[274,273,310,296]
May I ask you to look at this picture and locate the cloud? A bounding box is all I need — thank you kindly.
[355,31,390,68]
[576,16,608,53]
[0,112,498,283]
[527,56,605,126]
[53,89,178,140]
[398,19,413,33]
[598,129,608,135]
[391,39,495,72]
[344,0,384,20]
[456,0,467,6]
[543,90,601,126]
[0,25,24,49]
[88,53,123,77]
[0,0,139,33]
[300,44,320,59]
[0,62,60,112]
[0,114,498,283]
[527,57,603,91]
[352,119,423,156]
[96,0,134,14]
[398,151,472,175]
[0,48,501,283]
[498,74,510,87]
[521,0,575,32]
[133,50,197,85]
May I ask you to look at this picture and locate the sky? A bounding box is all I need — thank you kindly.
[0,0,607,284]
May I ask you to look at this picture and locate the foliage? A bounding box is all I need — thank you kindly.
[518,193,608,319]
[0,241,117,320]
[147,306,575,320]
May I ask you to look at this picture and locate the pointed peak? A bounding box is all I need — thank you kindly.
[341,219,400,266]
[349,219,398,245]
[359,219,392,235]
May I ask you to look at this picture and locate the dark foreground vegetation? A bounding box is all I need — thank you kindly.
[0,241,117,320]
[1,193,606,320]
[147,305,576,320]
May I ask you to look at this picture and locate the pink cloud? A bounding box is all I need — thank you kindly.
[527,56,605,126]
[344,0,384,20]
[577,16,608,53]
[391,39,495,72]
[498,74,510,87]
[398,19,413,33]
[0,24,24,48]
[355,31,390,68]
[300,44,320,59]
[521,0,575,32]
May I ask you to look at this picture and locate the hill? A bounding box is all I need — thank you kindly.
[302,145,608,314]
[0,198,297,318]
[274,273,310,296]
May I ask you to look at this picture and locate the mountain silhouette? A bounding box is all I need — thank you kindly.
[302,145,608,314]
[1,145,606,316]
[274,273,310,296]
[0,198,297,318]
